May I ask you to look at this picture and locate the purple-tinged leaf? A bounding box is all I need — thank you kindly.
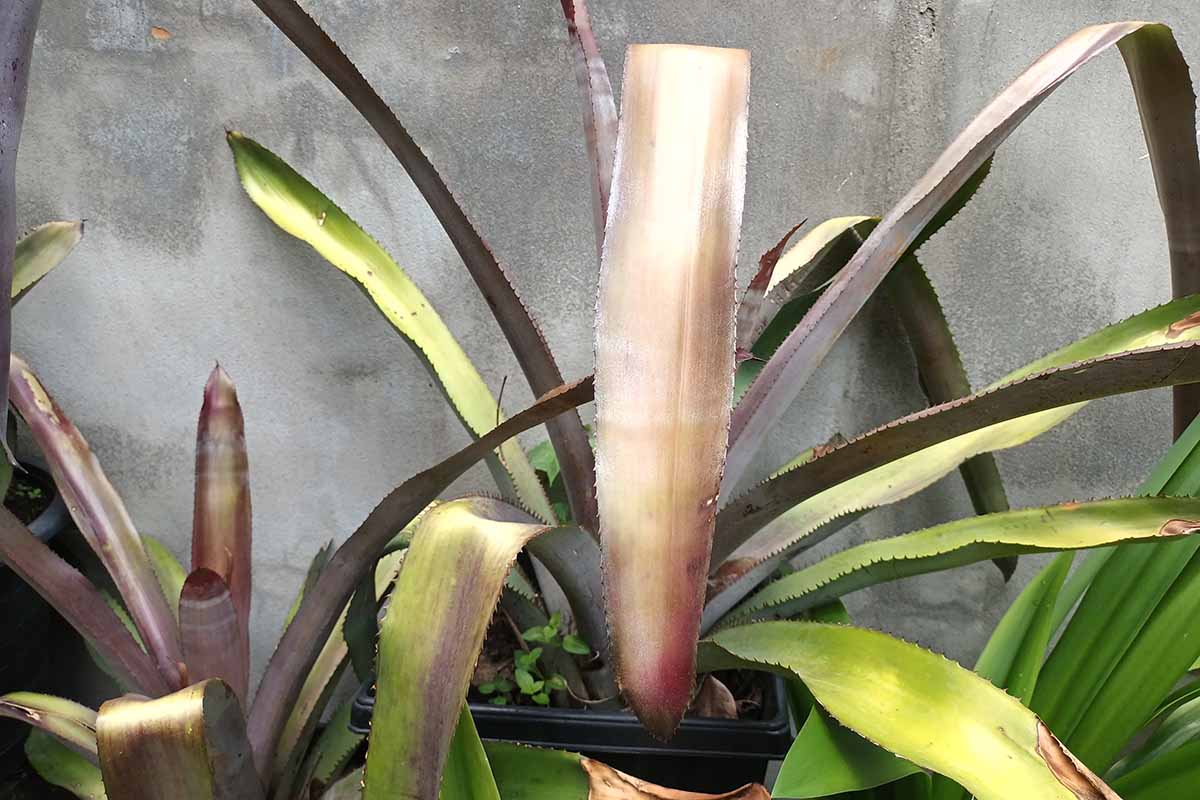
[724,23,1200,490]
[0,692,97,762]
[192,363,252,694]
[716,341,1200,559]
[180,568,249,703]
[595,44,749,738]
[245,0,598,534]
[9,355,184,690]
[97,679,263,800]
[735,220,806,354]
[246,376,594,777]
[0,2,41,443]
[558,0,617,259]
[363,497,551,799]
[0,506,169,695]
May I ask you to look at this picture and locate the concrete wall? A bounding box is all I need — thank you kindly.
[15,0,1200,678]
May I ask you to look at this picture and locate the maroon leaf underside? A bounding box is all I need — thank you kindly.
[723,23,1200,492]
[715,341,1200,563]
[9,356,184,691]
[558,0,617,263]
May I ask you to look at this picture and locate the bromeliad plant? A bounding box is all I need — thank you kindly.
[217,1,1200,797]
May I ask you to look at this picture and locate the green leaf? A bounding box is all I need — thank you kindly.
[13,220,84,304]
[975,552,1072,703]
[1032,409,1200,771]
[226,131,554,525]
[886,248,1014,580]
[1109,693,1200,780]
[364,498,551,800]
[482,741,768,799]
[700,622,1120,800]
[478,682,496,695]
[0,692,98,758]
[142,536,186,621]
[344,571,377,683]
[930,552,1072,800]
[528,440,561,487]
[484,743,588,800]
[440,706,500,800]
[728,497,1200,623]
[774,705,921,798]
[1110,739,1200,800]
[25,730,106,800]
[515,669,544,695]
[544,675,567,692]
[531,693,550,706]
[561,634,590,656]
[489,697,507,706]
[522,627,546,643]
[305,699,363,793]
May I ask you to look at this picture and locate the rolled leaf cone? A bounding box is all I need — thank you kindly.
[595,43,749,737]
[180,568,249,702]
[192,363,252,695]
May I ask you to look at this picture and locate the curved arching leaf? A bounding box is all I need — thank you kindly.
[725,22,1200,490]
[227,132,554,525]
[0,1,42,431]
[8,355,183,690]
[0,692,97,760]
[557,0,616,261]
[728,497,1200,623]
[25,730,106,800]
[715,297,1200,568]
[240,0,598,533]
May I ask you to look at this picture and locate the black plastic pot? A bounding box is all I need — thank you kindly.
[350,674,793,793]
[0,464,71,777]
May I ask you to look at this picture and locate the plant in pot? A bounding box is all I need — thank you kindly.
[228,0,1200,791]
[3,355,1198,800]
[0,2,87,780]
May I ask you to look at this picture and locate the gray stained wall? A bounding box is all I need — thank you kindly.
[14,0,1200,677]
